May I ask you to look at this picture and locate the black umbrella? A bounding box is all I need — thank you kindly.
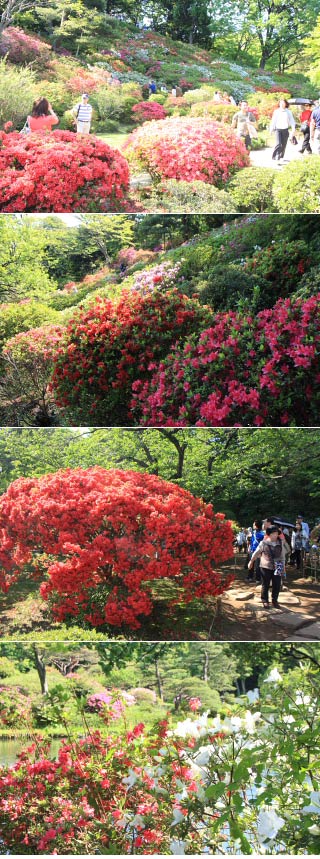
[288,98,315,105]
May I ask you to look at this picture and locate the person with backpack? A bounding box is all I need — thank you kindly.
[291,521,309,570]
[248,526,286,609]
[299,103,313,154]
[270,98,295,162]
[246,519,264,583]
[232,101,257,149]
[71,93,93,134]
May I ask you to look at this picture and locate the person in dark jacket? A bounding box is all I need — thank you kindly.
[246,519,264,583]
[248,526,286,609]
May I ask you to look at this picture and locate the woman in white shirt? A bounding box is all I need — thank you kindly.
[270,98,295,162]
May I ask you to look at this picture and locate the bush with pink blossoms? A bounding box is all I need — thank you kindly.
[0,27,51,68]
[131,260,182,294]
[124,117,250,186]
[132,294,320,427]
[132,101,168,122]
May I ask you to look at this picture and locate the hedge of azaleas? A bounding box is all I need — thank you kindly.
[0,130,130,212]
[131,293,320,427]
[124,117,250,184]
[0,665,319,855]
[51,289,212,425]
[0,467,233,630]
[132,102,168,122]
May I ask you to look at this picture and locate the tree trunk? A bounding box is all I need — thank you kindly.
[203,649,210,683]
[154,656,164,700]
[33,645,48,695]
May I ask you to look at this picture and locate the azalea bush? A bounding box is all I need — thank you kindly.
[132,101,167,122]
[124,117,250,185]
[142,178,237,213]
[0,686,32,728]
[0,130,130,212]
[272,157,320,213]
[228,166,276,212]
[244,239,315,294]
[51,289,212,425]
[132,293,320,427]
[0,324,63,426]
[0,663,318,854]
[0,467,233,630]
[0,301,61,369]
[0,27,51,68]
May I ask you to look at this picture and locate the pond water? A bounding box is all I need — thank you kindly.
[0,737,63,767]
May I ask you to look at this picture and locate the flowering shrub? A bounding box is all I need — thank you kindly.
[87,690,135,717]
[132,294,320,427]
[0,686,32,728]
[1,324,63,426]
[0,301,60,366]
[124,117,250,185]
[0,130,130,212]
[0,467,233,629]
[51,289,212,425]
[0,664,319,855]
[132,101,167,122]
[116,247,156,270]
[0,27,51,68]
[244,240,314,293]
[131,261,182,293]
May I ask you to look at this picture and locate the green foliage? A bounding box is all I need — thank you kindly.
[228,167,276,212]
[143,179,238,213]
[273,157,320,212]
[0,302,61,370]
[0,59,37,130]
[194,264,268,312]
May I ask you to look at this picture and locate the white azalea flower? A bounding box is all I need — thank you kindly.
[257,808,285,841]
[309,824,320,835]
[122,769,137,788]
[244,710,261,733]
[264,667,282,683]
[283,714,295,724]
[295,693,311,705]
[171,808,185,826]
[302,791,320,814]
[130,814,145,829]
[247,688,260,704]
[193,744,215,766]
[173,713,209,739]
[170,839,186,854]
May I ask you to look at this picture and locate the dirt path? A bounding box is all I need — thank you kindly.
[213,555,320,641]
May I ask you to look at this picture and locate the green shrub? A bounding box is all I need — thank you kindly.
[272,157,320,212]
[195,264,268,311]
[0,59,37,129]
[292,264,320,301]
[190,102,235,122]
[228,167,276,212]
[149,93,167,105]
[142,178,238,213]
[0,301,61,370]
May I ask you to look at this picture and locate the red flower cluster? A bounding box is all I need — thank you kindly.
[0,130,130,212]
[132,294,320,427]
[132,102,168,122]
[124,117,249,185]
[51,289,212,425]
[0,468,233,629]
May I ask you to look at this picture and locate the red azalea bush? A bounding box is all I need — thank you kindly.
[132,102,168,122]
[132,294,320,427]
[244,240,313,292]
[0,27,51,67]
[0,130,130,212]
[124,117,250,185]
[51,289,212,425]
[0,467,233,629]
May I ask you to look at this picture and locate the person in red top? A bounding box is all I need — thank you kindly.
[299,103,313,154]
[27,98,59,133]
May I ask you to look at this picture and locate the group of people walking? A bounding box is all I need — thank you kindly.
[22,93,93,136]
[236,515,310,609]
[231,96,320,161]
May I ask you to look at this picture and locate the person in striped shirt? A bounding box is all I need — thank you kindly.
[72,93,93,134]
